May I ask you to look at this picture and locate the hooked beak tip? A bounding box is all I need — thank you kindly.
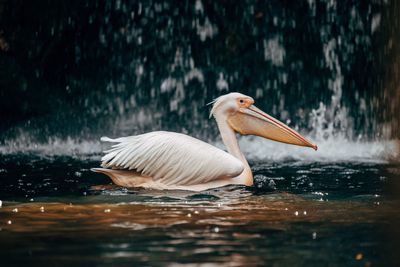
[312,144,318,151]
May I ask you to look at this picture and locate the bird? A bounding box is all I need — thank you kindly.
[91,92,317,191]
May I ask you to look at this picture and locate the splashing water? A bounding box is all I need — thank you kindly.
[1,132,398,163]
[0,0,398,162]
[238,136,399,163]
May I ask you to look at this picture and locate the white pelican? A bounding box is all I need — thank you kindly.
[92,92,317,191]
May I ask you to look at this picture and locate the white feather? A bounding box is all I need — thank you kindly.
[100,131,244,186]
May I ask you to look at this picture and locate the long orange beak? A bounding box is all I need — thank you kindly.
[227,105,318,150]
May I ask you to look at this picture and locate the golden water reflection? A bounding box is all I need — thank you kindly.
[0,194,393,233]
[0,192,397,266]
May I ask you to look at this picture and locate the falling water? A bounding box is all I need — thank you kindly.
[0,0,398,161]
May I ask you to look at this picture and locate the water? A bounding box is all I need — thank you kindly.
[0,0,399,266]
[0,155,399,266]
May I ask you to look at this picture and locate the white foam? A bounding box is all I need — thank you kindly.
[0,134,398,163]
[0,137,103,157]
[236,136,399,163]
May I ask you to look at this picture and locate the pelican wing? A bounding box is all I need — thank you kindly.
[100,131,244,186]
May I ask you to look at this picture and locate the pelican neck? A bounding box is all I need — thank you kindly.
[214,114,253,186]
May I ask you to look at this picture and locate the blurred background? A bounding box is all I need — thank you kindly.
[0,0,399,158]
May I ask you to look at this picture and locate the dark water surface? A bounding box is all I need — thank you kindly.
[0,154,399,266]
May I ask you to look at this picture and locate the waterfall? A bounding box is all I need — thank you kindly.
[0,0,398,161]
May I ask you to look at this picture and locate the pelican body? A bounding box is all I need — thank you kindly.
[92,93,317,191]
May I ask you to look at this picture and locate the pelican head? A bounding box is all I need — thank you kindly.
[210,92,317,150]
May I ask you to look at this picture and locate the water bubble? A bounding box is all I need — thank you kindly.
[312,232,317,239]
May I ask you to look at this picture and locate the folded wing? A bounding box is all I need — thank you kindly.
[100,131,244,186]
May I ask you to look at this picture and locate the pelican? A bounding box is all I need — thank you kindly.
[92,92,317,191]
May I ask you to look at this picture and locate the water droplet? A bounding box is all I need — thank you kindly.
[187,213,192,218]
[0,200,2,207]
[312,232,317,239]
[7,220,12,225]
[294,211,299,216]
[355,253,363,260]
[104,209,111,213]
[214,227,219,233]
[303,211,307,215]
[40,206,45,212]
[12,208,18,213]
[194,210,199,214]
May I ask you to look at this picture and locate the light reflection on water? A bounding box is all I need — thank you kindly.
[0,155,399,266]
[0,192,397,266]
[0,193,393,233]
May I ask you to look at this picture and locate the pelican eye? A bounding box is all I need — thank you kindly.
[239,99,244,104]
